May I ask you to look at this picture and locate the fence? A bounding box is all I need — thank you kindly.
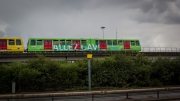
[0,87,180,101]
[141,47,180,52]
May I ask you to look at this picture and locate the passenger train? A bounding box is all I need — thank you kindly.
[0,37,141,52]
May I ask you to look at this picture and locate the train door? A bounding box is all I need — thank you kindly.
[124,40,130,49]
[73,40,80,50]
[0,39,7,50]
[0,40,3,50]
[44,40,52,50]
[100,40,107,49]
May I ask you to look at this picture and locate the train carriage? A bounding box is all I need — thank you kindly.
[27,38,90,52]
[90,38,141,51]
[0,37,24,52]
[27,38,141,52]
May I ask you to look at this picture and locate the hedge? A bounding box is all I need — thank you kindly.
[0,53,180,93]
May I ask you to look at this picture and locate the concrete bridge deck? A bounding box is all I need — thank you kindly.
[0,52,180,62]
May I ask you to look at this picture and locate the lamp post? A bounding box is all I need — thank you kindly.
[87,54,92,91]
[101,26,105,39]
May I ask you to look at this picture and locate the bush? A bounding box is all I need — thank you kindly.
[0,54,179,93]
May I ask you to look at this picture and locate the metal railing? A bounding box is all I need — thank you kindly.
[0,87,180,101]
[1,47,180,53]
[141,47,180,52]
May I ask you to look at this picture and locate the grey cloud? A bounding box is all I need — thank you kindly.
[0,0,84,24]
[176,0,180,8]
[138,1,154,13]
[5,26,22,37]
[123,0,177,13]
[85,0,142,10]
[102,0,180,24]
[0,0,85,39]
[90,0,176,13]
[86,0,180,24]
[0,31,5,37]
[127,0,180,24]
[1,0,180,25]
[165,12,180,24]
[151,0,176,13]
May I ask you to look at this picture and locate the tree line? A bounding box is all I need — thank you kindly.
[0,53,180,93]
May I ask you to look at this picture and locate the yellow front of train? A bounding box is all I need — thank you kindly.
[0,37,24,52]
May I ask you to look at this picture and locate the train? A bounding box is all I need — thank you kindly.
[0,37,141,52]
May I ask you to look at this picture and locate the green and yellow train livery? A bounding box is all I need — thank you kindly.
[27,38,141,52]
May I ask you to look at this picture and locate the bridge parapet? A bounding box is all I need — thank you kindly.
[0,52,180,58]
[0,52,180,63]
[141,47,180,52]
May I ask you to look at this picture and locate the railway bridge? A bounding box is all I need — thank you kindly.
[0,47,180,63]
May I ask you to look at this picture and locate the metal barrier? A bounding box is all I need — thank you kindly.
[141,47,180,52]
[23,47,180,53]
[0,87,180,101]
[1,47,180,53]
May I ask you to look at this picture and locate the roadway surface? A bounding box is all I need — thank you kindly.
[0,90,180,101]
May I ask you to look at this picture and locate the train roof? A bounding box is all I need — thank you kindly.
[0,37,23,39]
[28,38,140,40]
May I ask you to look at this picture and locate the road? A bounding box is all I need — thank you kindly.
[0,90,180,101]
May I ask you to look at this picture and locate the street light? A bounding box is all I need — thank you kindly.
[101,26,105,39]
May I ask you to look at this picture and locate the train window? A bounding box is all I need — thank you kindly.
[95,40,98,45]
[30,40,36,45]
[107,40,112,45]
[48,40,52,45]
[37,40,42,45]
[100,40,106,44]
[81,40,86,45]
[53,40,59,45]
[136,41,139,46]
[113,40,117,45]
[118,40,123,45]
[4,40,6,45]
[9,39,14,45]
[73,40,76,44]
[0,40,2,45]
[0,40,6,45]
[16,39,21,45]
[124,40,130,45]
[131,41,135,46]
[60,40,65,45]
[44,40,48,45]
[66,40,71,45]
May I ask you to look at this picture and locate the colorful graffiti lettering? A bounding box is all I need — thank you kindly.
[53,44,99,51]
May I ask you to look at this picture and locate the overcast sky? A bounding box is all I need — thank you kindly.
[0,0,180,48]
